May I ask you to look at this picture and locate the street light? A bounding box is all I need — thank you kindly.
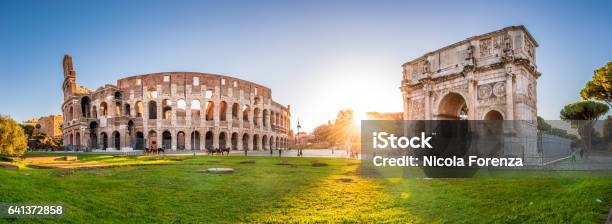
[296,119,302,157]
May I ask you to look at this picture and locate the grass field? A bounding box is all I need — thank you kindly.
[0,153,611,223]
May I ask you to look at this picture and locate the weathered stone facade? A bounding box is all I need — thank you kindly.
[400,25,541,164]
[61,55,291,151]
[401,25,539,122]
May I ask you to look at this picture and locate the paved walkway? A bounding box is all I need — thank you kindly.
[545,155,612,170]
[31,149,352,159]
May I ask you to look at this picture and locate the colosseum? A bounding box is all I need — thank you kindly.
[61,55,291,152]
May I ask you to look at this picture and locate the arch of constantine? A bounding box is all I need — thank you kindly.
[61,55,291,152]
[401,25,539,122]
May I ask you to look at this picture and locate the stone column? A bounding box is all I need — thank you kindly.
[171,131,177,150]
[505,73,514,120]
[424,90,431,120]
[468,79,477,120]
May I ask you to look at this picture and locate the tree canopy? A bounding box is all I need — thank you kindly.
[0,116,28,157]
[560,101,609,121]
[581,62,612,106]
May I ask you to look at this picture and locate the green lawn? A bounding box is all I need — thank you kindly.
[0,153,611,223]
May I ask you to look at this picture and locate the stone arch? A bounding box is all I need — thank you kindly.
[242,105,250,123]
[148,101,157,119]
[263,109,269,127]
[191,131,200,150]
[484,110,504,120]
[115,102,122,116]
[114,91,123,101]
[269,136,274,150]
[100,102,108,116]
[232,103,239,120]
[253,134,260,150]
[112,131,120,149]
[101,132,108,150]
[436,92,468,120]
[205,101,214,121]
[135,101,143,117]
[68,106,74,121]
[135,132,144,150]
[262,135,268,150]
[231,132,238,150]
[242,133,250,150]
[162,131,172,149]
[254,108,261,126]
[124,103,131,116]
[89,121,98,149]
[219,101,227,121]
[75,132,81,149]
[177,131,186,150]
[219,132,227,149]
[205,131,214,150]
[81,96,91,118]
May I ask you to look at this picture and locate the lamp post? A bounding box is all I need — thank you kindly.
[296,119,302,157]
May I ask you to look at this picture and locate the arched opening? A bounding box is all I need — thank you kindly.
[101,132,108,150]
[68,106,74,120]
[263,109,269,127]
[114,91,123,101]
[242,133,249,150]
[135,101,144,117]
[205,131,214,150]
[262,135,268,150]
[275,137,279,149]
[254,108,260,126]
[242,105,250,123]
[135,132,144,150]
[75,132,81,149]
[191,100,201,120]
[127,120,134,147]
[231,132,238,150]
[100,102,108,116]
[89,121,98,149]
[162,99,172,120]
[484,110,504,120]
[219,101,227,121]
[219,132,227,149]
[148,131,157,150]
[437,93,468,120]
[205,101,214,121]
[254,97,260,105]
[270,136,274,150]
[115,102,122,116]
[253,134,259,150]
[162,131,172,149]
[232,103,239,120]
[124,103,131,117]
[191,131,200,150]
[148,101,157,119]
[112,131,120,149]
[177,131,186,150]
[81,97,91,118]
[176,99,186,120]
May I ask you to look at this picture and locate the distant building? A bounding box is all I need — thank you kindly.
[23,115,64,139]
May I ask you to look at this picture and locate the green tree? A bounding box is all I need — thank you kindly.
[0,116,28,157]
[581,62,612,106]
[560,101,609,157]
[312,123,331,145]
[537,116,552,133]
[20,124,35,138]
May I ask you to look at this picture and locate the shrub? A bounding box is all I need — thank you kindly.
[0,116,28,157]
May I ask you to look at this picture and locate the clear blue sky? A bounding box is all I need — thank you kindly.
[1,0,611,131]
